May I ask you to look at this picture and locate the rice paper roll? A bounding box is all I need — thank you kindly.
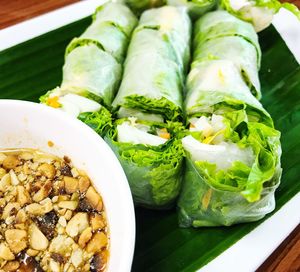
[167,0,218,19]
[123,0,164,14]
[178,157,281,227]
[40,3,138,136]
[192,36,260,98]
[178,109,282,227]
[113,6,191,121]
[113,50,183,121]
[185,60,271,125]
[61,43,122,107]
[105,118,185,208]
[93,2,138,37]
[78,22,128,63]
[137,6,191,70]
[219,0,300,32]
[121,0,217,19]
[194,10,261,64]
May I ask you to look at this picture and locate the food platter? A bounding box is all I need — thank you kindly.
[0,0,299,271]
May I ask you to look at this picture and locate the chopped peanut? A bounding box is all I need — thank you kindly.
[0,149,108,270]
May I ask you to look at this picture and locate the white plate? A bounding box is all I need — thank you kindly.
[0,2,299,271]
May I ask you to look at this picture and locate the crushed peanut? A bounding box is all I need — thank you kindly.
[0,149,109,271]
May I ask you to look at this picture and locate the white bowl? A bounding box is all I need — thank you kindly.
[0,99,135,272]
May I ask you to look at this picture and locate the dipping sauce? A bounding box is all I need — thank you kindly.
[0,149,109,272]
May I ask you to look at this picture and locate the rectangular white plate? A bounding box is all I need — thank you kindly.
[0,1,299,271]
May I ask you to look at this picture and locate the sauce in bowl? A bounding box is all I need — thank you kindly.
[0,149,109,272]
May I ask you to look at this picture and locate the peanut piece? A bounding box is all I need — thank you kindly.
[71,248,83,268]
[5,229,27,254]
[85,186,103,211]
[38,163,56,179]
[64,176,78,194]
[66,212,89,237]
[78,227,92,248]
[26,198,53,215]
[0,173,11,192]
[32,180,52,202]
[90,214,105,231]
[0,243,15,260]
[17,185,31,206]
[86,232,108,254]
[28,223,49,250]
[2,155,20,170]
[58,200,78,210]
[2,202,21,220]
[0,167,6,179]
[78,177,90,193]
[2,260,20,271]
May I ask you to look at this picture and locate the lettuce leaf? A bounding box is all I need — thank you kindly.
[220,0,300,32]
[105,120,185,208]
[178,110,282,227]
[78,107,112,137]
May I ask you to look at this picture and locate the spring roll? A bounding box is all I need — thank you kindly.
[193,10,262,99]
[178,112,281,227]
[220,0,300,32]
[107,7,191,208]
[40,3,138,136]
[105,118,185,208]
[178,10,282,227]
[122,0,217,18]
[113,6,191,121]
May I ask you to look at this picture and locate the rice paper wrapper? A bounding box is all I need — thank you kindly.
[137,6,191,71]
[194,10,261,62]
[192,36,261,99]
[93,2,138,37]
[167,0,217,19]
[178,158,282,227]
[184,60,272,125]
[80,21,128,63]
[61,43,122,107]
[112,51,183,121]
[105,125,185,208]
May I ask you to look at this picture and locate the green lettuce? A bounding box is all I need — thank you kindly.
[78,107,112,137]
[178,109,282,227]
[220,0,300,32]
[105,120,185,208]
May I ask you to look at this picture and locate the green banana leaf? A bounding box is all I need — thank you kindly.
[0,14,299,272]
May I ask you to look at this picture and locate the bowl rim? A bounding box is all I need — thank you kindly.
[0,99,136,272]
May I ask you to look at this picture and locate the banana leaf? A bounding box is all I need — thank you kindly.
[0,14,299,272]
